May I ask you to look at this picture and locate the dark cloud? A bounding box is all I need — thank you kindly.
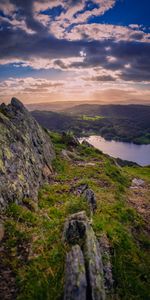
[0,0,150,83]
[83,75,116,81]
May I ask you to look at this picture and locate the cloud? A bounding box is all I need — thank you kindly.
[51,0,116,31]
[0,0,150,103]
[1,76,150,104]
[0,77,64,100]
[62,23,150,42]
[83,74,116,81]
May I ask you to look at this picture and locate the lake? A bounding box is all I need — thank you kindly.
[80,135,150,166]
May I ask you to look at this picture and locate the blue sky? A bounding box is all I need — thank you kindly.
[0,0,149,104]
[90,0,150,28]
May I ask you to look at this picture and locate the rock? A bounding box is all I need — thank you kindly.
[83,223,105,300]
[63,211,105,300]
[70,184,97,213]
[62,132,79,147]
[64,245,87,300]
[84,189,97,212]
[63,211,87,245]
[131,178,145,187]
[0,223,4,241]
[61,150,72,161]
[70,183,88,196]
[76,184,88,195]
[81,140,94,148]
[99,234,114,292]
[0,98,55,210]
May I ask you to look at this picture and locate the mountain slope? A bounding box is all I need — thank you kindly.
[0,130,150,300]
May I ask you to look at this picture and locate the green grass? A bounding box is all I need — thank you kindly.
[81,115,104,121]
[1,132,150,300]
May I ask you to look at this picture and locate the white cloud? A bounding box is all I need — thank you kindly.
[63,23,150,42]
[50,0,117,37]
[0,0,15,15]
[0,75,150,104]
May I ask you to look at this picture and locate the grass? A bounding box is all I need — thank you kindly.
[1,131,150,300]
[81,115,104,121]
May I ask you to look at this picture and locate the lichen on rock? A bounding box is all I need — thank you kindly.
[0,98,55,210]
[64,245,87,300]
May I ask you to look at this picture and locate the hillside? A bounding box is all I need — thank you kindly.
[32,104,150,144]
[0,100,150,300]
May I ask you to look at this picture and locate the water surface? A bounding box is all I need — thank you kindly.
[80,136,150,166]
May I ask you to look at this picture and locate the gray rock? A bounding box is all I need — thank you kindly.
[0,98,55,210]
[84,189,97,212]
[99,234,114,292]
[63,211,105,300]
[70,185,97,213]
[61,149,72,161]
[62,132,80,147]
[131,178,145,187]
[63,211,87,245]
[76,184,88,195]
[83,222,105,300]
[64,245,87,300]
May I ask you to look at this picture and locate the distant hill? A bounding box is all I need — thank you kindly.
[64,104,150,123]
[32,110,75,131]
[32,104,150,145]
[27,101,100,112]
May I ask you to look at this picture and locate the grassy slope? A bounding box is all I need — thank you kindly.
[1,132,150,300]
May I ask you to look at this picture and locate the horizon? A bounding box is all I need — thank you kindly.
[0,0,150,105]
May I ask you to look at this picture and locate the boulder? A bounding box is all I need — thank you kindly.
[0,98,55,210]
[63,211,87,245]
[63,211,105,300]
[62,132,79,147]
[64,245,87,300]
[83,220,105,300]
[99,234,114,292]
[84,189,97,212]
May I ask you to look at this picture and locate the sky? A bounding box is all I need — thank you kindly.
[0,0,150,105]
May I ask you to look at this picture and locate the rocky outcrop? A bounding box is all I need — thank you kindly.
[99,234,114,293]
[64,245,87,300]
[63,211,106,300]
[84,188,97,213]
[62,132,80,147]
[71,184,97,213]
[0,98,55,210]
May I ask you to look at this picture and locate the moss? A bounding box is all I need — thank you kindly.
[0,158,5,173]
[18,172,25,182]
[5,147,13,160]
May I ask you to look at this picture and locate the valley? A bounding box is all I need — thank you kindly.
[32,104,150,145]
